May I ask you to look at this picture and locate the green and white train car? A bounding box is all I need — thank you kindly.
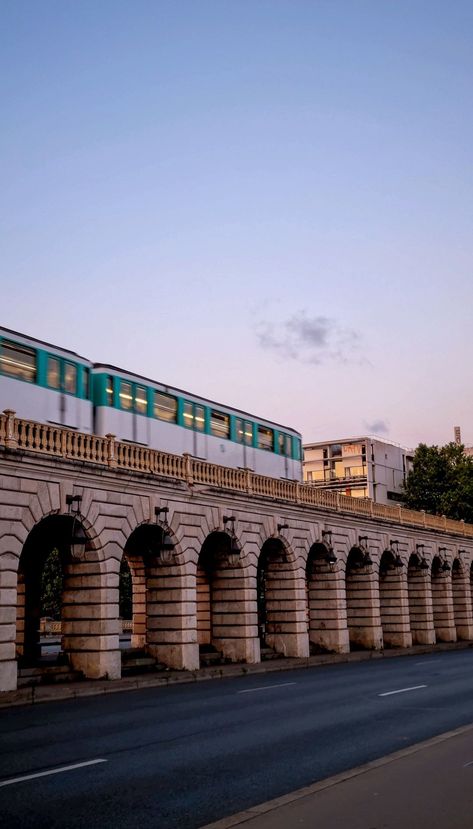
[0,327,92,433]
[92,365,302,479]
[0,327,303,479]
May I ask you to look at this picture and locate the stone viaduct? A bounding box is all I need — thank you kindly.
[1,410,473,694]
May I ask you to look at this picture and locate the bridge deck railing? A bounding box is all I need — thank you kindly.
[1,409,472,538]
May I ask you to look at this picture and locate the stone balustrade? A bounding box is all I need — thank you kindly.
[1,409,472,538]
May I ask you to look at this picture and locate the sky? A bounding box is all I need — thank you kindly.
[1,1,473,449]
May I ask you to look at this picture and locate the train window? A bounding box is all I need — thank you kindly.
[0,341,36,383]
[106,376,114,406]
[194,405,205,432]
[154,392,177,423]
[211,410,230,439]
[236,418,253,446]
[183,400,194,428]
[83,368,90,400]
[135,386,147,414]
[64,363,77,394]
[278,433,292,456]
[47,357,61,389]
[293,439,302,461]
[258,426,274,451]
[119,380,133,411]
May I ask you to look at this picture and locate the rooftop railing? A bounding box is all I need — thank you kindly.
[2,409,472,539]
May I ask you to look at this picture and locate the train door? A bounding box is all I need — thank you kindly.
[192,403,207,459]
[132,385,148,444]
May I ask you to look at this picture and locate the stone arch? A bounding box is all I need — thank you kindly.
[378,549,411,648]
[14,512,118,681]
[0,535,23,691]
[121,519,192,670]
[306,541,348,654]
[407,552,435,645]
[257,536,308,658]
[196,530,244,665]
[451,558,473,641]
[345,544,382,651]
[431,555,456,643]
[470,561,473,624]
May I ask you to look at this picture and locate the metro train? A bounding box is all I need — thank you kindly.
[0,326,303,480]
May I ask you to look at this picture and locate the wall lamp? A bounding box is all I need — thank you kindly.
[154,506,175,555]
[438,547,451,572]
[389,539,404,568]
[416,543,429,570]
[359,536,373,567]
[66,494,87,562]
[223,515,241,566]
[322,530,337,567]
[277,523,289,533]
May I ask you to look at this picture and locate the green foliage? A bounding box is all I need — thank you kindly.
[40,548,62,619]
[119,556,132,620]
[403,442,473,523]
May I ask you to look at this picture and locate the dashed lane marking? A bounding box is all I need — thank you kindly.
[379,684,427,697]
[0,759,107,787]
[237,682,297,694]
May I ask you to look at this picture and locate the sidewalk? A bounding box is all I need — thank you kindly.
[1,640,472,708]
[203,724,473,829]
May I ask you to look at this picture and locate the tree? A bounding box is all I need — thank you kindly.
[119,556,132,620]
[403,442,473,523]
[40,548,63,619]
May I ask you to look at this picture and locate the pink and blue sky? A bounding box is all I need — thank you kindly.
[2,1,472,448]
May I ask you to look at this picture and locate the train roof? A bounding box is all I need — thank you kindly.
[93,362,302,436]
[0,325,90,364]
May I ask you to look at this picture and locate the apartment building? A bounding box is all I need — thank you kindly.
[303,436,414,505]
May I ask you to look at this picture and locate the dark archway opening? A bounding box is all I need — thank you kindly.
[17,514,85,672]
[306,543,337,654]
[121,523,170,673]
[378,549,404,648]
[346,546,371,651]
[407,553,433,645]
[197,531,239,667]
[257,538,287,658]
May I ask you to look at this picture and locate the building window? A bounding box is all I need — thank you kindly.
[330,444,342,458]
[119,381,133,411]
[135,385,147,414]
[47,357,61,389]
[307,471,313,481]
[106,376,114,406]
[0,341,36,383]
[258,426,273,451]
[64,363,77,394]
[211,410,230,439]
[154,392,177,423]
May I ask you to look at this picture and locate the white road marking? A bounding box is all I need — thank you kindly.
[379,684,427,697]
[463,761,473,768]
[238,682,296,694]
[0,759,107,787]
[414,660,436,665]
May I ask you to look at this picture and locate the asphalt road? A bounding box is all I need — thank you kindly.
[1,650,473,829]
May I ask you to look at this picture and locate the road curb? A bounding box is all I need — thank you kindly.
[1,640,472,708]
[200,721,473,829]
